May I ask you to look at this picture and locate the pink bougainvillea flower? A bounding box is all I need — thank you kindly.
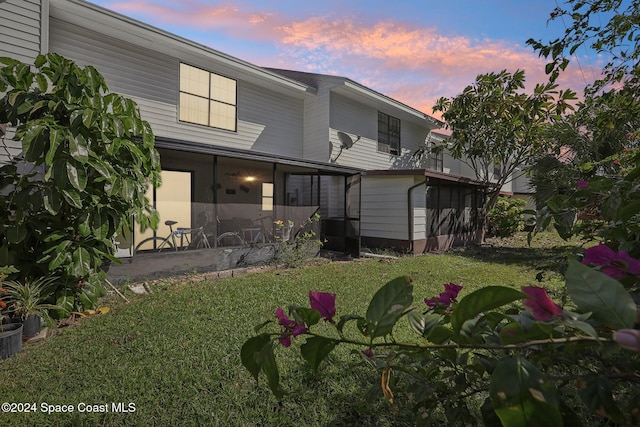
[582,244,640,279]
[309,291,336,322]
[425,283,463,308]
[275,306,307,348]
[522,286,563,321]
[444,283,463,299]
[576,179,588,189]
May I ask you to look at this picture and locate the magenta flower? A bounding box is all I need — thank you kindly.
[363,348,374,358]
[444,283,463,299]
[576,179,588,189]
[309,291,336,322]
[425,283,463,308]
[275,307,307,347]
[522,286,562,321]
[582,244,640,279]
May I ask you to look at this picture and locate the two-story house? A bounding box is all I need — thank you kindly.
[1,0,488,278]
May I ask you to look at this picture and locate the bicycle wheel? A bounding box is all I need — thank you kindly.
[216,232,245,247]
[133,237,175,255]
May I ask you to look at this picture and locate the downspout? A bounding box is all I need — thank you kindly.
[407,177,428,253]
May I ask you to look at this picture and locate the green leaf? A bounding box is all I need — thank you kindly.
[240,334,271,382]
[578,376,626,425]
[300,336,337,374]
[55,292,74,318]
[617,200,640,221]
[45,241,72,270]
[565,259,636,329]
[21,123,45,161]
[91,211,111,241]
[364,276,413,339]
[427,325,453,344]
[489,357,562,427]
[35,73,48,92]
[407,311,442,337]
[71,246,92,277]
[6,225,28,244]
[451,286,525,333]
[66,161,87,191]
[43,187,62,215]
[45,126,64,165]
[69,133,89,162]
[258,340,283,399]
[62,189,83,209]
[291,307,321,328]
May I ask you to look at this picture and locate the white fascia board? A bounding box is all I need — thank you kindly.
[49,0,316,97]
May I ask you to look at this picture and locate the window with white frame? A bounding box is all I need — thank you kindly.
[179,63,237,131]
[377,112,401,155]
[429,149,444,172]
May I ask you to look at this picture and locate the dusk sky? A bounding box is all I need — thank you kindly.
[88,0,607,117]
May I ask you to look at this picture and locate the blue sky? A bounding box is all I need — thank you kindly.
[88,0,604,115]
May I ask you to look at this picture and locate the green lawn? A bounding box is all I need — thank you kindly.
[0,233,582,426]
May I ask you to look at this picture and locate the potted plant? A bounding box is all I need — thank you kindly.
[0,266,23,358]
[1,276,59,339]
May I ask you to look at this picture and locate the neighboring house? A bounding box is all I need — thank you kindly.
[1,0,489,278]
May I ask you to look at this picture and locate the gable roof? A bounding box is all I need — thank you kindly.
[266,68,443,129]
[51,0,316,98]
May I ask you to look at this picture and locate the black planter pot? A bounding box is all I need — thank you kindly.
[0,323,23,359]
[21,314,41,339]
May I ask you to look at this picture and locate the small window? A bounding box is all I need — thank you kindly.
[429,149,443,172]
[179,63,237,131]
[261,182,274,211]
[378,112,401,155]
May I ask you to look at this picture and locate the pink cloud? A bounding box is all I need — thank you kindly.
[101,1,598,114]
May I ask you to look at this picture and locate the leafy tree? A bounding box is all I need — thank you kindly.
[0,53,160,314]
[429,69,576,229]
[527,0,640,245]
[527,0,640,93]
[530,85,640,206]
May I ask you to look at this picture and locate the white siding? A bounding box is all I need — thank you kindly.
[329,93,429,170]
[361,175,412,240]
[49,19,304,157]
[302,83,331,162]
[0,0,46,64]
[412,179,427,240]
[0,0,47,162]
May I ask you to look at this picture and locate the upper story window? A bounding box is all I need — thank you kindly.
[429,149,444,172]
[179,63,237,132]
[377,112,400,155]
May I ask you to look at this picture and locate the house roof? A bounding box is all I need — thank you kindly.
[364,169,490,187]
[156,136,364,175]
[52,0,316,98]
[266,68,443,129]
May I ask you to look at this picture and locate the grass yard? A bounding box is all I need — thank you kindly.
[0,233,583,426]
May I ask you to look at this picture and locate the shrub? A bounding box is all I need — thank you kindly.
[487,197,528,238]
[0,54,160,315]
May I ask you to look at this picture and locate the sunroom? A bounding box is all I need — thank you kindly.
[109,143,361,280]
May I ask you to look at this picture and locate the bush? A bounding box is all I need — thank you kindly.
[0,54,160,315]
[487,197,528,238]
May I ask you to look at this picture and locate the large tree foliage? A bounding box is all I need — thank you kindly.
[0,53,160,314]
[430,69,576,220]
[530,85,640,206]
[526,0,640,227]
[527,0,640,93]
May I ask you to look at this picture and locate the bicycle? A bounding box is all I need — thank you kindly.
[215,215,277,247]
[133,220,211,254]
